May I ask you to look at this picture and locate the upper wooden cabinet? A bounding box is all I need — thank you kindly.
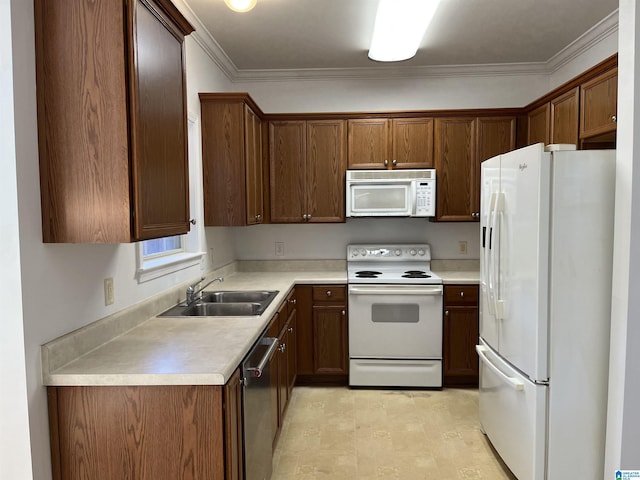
[527,103,550,146]
[475,117,516,216]
[434,118,477,222]
[270,120,346,223]
[580,67,618,141]
[550,87,579,145]
[200,94,265,226]
[35,0,193,243]
[347,117,434,169]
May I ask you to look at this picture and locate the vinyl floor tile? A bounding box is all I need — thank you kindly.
[272,387,516,480]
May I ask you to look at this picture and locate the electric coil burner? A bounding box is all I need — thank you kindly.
[347,244,443,388]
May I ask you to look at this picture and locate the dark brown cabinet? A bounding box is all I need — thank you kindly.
[47,373,244,480]
[580,67,618,143]
[270,120,346,223]
[200,94,265,226]
[267,289,297,448]
[527,103,550,146]
[296,285,349,384]
[35,0,193,243]
[434,117,477,222]
[443,285,479,387]
[474,116,517,216]
[347,117,434,169]
[550,87,579,145]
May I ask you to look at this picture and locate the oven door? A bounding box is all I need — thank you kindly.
[348,284,443,358]
[346,182,413,217]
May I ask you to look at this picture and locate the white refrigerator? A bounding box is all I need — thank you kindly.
[477,143,615,480]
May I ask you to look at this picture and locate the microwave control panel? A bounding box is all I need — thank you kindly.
[415,181,435,217]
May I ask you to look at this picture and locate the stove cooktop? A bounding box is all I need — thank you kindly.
[347,244,442,285]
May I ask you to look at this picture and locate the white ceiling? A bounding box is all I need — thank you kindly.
[184,0,618,78]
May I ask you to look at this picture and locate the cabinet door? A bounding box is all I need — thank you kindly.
[347,119,390,169]
[580,68,618,139]
[527,103,550,146]
[267,317,280,446]
[391,117,434,168]
[269,121,306,222]
[130,0,190,240]
[313,305,348,375]
[443,285,479,387]
[286,311,297,400]
[443,306,479,385]
[224,368,244,480]
[245,105,263,225]
[278,327,289,419]
[550,87,579,146]
[294,286,314,376]
[306,120,347,222]
[475,117,516,216]
[434,117,477,221]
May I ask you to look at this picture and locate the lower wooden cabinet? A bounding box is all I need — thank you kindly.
[47,377,242,480]
[296,284,349,385]
[268,289,297,448]
[443,285,480,387]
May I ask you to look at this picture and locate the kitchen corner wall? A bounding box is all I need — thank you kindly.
[230,220,480,260]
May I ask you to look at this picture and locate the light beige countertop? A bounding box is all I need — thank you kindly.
[43,271,345,387]
[42,260,479,388]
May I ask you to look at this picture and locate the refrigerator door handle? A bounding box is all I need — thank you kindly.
[476,345,524,391]
[485,193,497,316]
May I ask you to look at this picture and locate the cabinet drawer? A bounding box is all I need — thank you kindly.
[286,289,297,312]
[312,285,347,302]
[444,285,479,306]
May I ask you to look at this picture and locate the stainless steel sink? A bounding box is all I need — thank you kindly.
[182,302,263,316]
[158,290,279,317]
[200,290,277,304]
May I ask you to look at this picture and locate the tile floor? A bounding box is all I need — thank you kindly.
[272,387,517,479]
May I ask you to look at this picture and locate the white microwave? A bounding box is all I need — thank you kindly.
[346,169,436,217]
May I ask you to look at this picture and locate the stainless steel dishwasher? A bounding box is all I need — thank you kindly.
[242,334,279,480]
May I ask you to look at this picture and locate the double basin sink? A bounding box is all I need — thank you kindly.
[159,290,279,317]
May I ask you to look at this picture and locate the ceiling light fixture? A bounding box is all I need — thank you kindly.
[368,0,441,62]
[224,0,257,13]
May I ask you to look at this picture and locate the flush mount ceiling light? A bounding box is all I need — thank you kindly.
[368,0,441,62]
[224,0,257,13]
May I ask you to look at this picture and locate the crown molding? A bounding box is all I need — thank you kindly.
[547,9,619,73]
[179,1,618,84]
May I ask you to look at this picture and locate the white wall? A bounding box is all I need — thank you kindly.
[7,1,235,477]
[605,0,640,471]
[233,219,479,260]
[1,0,34,478]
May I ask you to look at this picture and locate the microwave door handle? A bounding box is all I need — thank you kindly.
[411,181,417,216]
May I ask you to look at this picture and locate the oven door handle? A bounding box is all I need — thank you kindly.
[348,285,443,296]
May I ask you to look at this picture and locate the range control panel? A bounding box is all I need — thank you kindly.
[347,244,431,261]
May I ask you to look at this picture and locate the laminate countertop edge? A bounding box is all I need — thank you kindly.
[43,268,479,387]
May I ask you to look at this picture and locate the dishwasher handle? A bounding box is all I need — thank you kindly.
[245,337,279,378]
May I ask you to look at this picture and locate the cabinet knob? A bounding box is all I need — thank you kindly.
[288,327,294,334]
[392,159,397,166]
[612,115,617,123]
[460,291,465,297]
[445,310,449,316]
[326,290,332,297]
[256,214,262,221]
[289,298,297,305]
[384,159,389,166]
[189,218,197,225]
[279,344,286,352]
[341,310,346,316]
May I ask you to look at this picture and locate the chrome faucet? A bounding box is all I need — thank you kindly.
[185,276,224,305]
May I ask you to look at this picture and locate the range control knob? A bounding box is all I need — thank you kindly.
[352,250,359,257]
[394,249,402,256]
[359,249,367,256]
[409,249,417,256]
[418,249,425,256]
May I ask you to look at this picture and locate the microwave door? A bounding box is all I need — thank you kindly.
[349,183,411,216]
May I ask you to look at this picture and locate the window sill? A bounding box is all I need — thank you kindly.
[137,251,206,283]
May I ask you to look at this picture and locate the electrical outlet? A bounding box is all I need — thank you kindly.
[458,241,468,255]
[104,277,114,306]
[275,242,285,257]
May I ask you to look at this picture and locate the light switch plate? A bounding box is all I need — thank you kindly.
[104,277,114,306]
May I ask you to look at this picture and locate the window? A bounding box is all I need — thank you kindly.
[136,113,206,282]
[142,236,183,258]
